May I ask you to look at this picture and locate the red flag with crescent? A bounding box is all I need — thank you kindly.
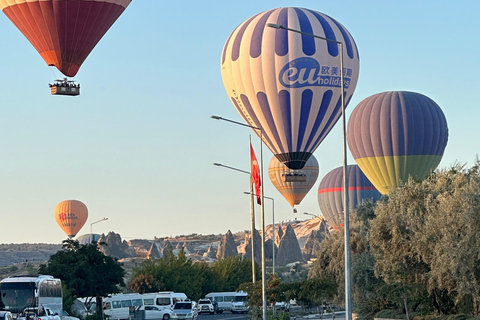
[250,143,261,205]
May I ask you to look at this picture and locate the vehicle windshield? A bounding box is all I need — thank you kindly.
[198,301,210,304]
[233,296,246,302]
[174,303,191,310]
[0,283,36,312]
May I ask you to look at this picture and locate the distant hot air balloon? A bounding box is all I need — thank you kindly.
[54,200,88,238]
[0,0,131,77]
[221,7,359,170]
[347,91,449,194]
[318,165,381,230]
[268,154,319,208]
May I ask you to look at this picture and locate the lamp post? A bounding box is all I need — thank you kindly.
[213,162,256,283]
[90,217,108,243]
[266,24,352,320]
[303,212,319,219]
[211,115,267,320]
[244,192,275,275]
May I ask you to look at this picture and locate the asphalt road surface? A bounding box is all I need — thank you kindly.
[196,311,346,320]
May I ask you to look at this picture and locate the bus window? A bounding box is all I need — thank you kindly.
[112,301,122,309]
[104,302,111,310]
[224,296,234,302]
[156,298,170,306]
[143,299,154,306]
[131,299,142,307]
[214,297,223,302]
[121,300,132,308]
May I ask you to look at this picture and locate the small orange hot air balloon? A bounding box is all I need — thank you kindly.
[54,200,88,238]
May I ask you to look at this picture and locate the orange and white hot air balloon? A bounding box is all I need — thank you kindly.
[268,154,319,208]
[54,200,88,238]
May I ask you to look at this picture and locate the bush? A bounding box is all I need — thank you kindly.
[375,309,407,319]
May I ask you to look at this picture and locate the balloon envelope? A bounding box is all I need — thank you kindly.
[347,91,449,194]
[318,165,381,229]
[54,200,88,238]
[0,0,131,77]
[221,7,359,169]
[268,154,319,207]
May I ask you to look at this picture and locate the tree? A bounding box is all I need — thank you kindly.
[369,161,480,315]
[38,239,125,315]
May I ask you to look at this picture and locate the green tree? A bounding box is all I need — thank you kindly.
[369,161,480,316]
[38,239,125,314]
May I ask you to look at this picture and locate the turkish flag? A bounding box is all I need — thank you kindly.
[250,143,261,205]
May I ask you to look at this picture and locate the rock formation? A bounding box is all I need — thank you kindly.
[302,219,329,261]
[216,230,238,259]
[275,225,284,246]
[276,224,304,266]
[264,239,276,260]
[204,245,217,259]
[241,229,263,264]
[161,240,173,258]
[97,232,135,259]
[147,243,162,260]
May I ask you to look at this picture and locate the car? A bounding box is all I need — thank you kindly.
[196,299,214,315]
[171,302,197,320]
[0,311,13,320]
[286,303,302,313]
[138,305,172,320]
[62,310,80,320]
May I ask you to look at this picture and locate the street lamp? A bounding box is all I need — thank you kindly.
[267,23,352,320]
[244,192,275,275]
[211,115,268,320]
[213,162,256,283]
[304,212,318,219]
[90,217,108,243]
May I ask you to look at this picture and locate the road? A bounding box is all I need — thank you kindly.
[196,311,346,320]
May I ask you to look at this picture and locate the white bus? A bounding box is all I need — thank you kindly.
[204,292,237,313]
[103,292,187,320]
[0,275,62,317]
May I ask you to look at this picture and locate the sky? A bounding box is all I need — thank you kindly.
[0,1,479,244]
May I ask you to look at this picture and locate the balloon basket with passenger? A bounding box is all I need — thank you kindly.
[49,78,80,96]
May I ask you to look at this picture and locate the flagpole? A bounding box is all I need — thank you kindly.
[249,135,256,283]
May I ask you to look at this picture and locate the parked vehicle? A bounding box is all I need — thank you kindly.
[196,299,214,315]
[0,311,13,320]
[171,302,197,320]
[231,292,248,314]
[23,306,61,320]
[138,305,172,320]
[61,310,80,320]
[286,301,302,313]
[0,275,62,318]
[204,292,236,313]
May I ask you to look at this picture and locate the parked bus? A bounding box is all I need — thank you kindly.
[204,292,238,313]
[103,292,187,320]
[0,275,62,317]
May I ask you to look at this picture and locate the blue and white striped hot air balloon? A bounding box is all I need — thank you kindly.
[221,7,360,169]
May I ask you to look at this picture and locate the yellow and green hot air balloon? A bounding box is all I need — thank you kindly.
[347,91,449,194]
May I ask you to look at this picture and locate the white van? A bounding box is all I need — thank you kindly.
[103,293,155,320]
[231,291,248,314]
[204,292,237,313]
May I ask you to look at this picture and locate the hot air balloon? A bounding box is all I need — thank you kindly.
[221,7,359,170]
[268,154,319,208]
[347,91,449,194]
[0,0,131,94]
[318,165,381,230]
[54,200,88,238]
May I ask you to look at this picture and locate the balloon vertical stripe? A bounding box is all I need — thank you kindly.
[275,8,289,56]
[231,14,258,61]
[278,90,293,152]
[297,89,314,150]
[294,8,315,56]
[308,10,339,57]
[250,10,274,58]
[257,92,284,153]
[329,18,355,59]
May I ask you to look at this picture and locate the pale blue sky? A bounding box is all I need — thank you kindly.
[0,1,478,243]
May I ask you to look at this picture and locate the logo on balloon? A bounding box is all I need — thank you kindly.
[59,212,78,221]
[279,58,351,89]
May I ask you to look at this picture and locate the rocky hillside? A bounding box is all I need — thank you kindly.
[0,217,330,269]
